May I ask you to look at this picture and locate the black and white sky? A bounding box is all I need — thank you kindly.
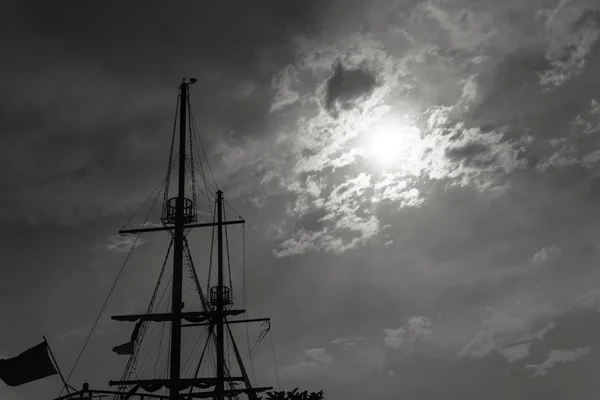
[3,0,600,399]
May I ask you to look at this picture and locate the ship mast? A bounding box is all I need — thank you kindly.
[216,189,225,400]
[97,79,273,400]
[170,78,188,400]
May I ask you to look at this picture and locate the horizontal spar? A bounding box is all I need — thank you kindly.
[111,310,245,322]
[52,387,273,400]
[109,377,244,387]
[187,387,273,399]
[119,219,245,235]
[182,317,270,328]
[54,389,171,400]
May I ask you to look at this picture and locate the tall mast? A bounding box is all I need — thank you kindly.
[99,80,273,400]
[170,80,187,400]
[216,190,225,400]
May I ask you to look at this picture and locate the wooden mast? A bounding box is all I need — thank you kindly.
[97,80,272,400]
[170,79,188,400]
[216,190,225,400]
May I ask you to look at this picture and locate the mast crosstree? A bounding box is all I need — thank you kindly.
[54,80,273,400]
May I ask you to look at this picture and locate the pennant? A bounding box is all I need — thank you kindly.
[0,342,58,386]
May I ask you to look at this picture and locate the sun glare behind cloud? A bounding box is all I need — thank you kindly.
[366,118,422,171]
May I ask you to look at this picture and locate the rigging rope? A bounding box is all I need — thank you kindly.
[223,207,234,298]
[183,237,208,310]
[189,115,216,215]
[188,101,218,191]
[207,207,216,293]
[187,90,245,225]
[187,90,198,215]
[153,320,166,376]
[120,239,174,385]
[162,86,181,208]
[241,224,258,385]
[270,330,281,391]
[120,178,168,232]
[60,186,161,397]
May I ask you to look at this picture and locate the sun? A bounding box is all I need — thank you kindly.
[369,127,405,165]
[366,119,421,169]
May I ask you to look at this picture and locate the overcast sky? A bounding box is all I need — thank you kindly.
[2,1,600,399]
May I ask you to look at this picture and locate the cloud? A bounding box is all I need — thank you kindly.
[104,235,147,253]
[383,316,433,351]
[498,342,531,363]
[280,340,386,385]
[537,98,600,172]
[256,22,540,258]
[525,347,592,377]
[372,174,425,208]
[459,307,554,359]
[532,245,562,263]
[573,288,600,310]
[423,4,498,51]
[274,173,380,257]
[324,61,380,117]
[272,86,529,256]
[538,3,600,87]
[59,329,82,340]
[304,348,334,364]
[421,111,530,189]
[270,65,301,112]
[383,328,406,350]
[281,348,334,378]
[331,337,364,349]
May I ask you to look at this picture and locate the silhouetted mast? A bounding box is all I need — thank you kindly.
[169,79,188,400]
[50,79,272,400]
[216,190,225,400]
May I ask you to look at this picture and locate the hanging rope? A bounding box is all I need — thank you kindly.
[118,238,174,386]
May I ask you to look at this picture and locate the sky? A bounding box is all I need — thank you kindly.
[2,0,600,399]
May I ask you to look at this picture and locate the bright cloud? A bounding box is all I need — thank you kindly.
[532,245,562,263]
[459,307,554,359]
[498,343,531,363]
[525,347,592,377]
[104,235,147,253]
[383,316,434,351]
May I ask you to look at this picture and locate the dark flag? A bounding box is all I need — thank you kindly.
[0,342,58,386]
[112,320,143,355]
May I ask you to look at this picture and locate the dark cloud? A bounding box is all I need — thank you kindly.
[324,61,379,117]
[445,142,497,168]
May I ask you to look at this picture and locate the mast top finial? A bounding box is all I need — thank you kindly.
[181,78,197,85]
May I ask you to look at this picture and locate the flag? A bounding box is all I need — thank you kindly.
[112,320,143,356]
[0,342,58,386]
[112,341,134,355]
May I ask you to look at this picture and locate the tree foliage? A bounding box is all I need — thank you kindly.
[261,387,325,400]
